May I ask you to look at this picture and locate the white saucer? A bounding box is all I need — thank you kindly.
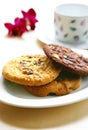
[36,24,88,49]
[0,49,88,108]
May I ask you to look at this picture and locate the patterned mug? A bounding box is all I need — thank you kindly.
[54,4,88,44]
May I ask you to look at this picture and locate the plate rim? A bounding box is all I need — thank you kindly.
[0,86,88,108]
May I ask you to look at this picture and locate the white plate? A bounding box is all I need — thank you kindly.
[36,24,88,49]
[0,49,88,108]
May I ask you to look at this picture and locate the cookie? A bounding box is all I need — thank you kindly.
[24,70,82,96]
[2,55,61,86]
[43,44,88,76]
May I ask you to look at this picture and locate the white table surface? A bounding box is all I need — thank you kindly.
[0,0,88,130]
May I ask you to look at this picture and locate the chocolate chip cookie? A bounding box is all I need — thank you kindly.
[43,44,88,76]
[25,70,82,96]
[2,55,61,86]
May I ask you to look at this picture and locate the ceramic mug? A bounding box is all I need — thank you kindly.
[54,4,88,44]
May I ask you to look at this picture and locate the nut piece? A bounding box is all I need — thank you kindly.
[52,54,60,59]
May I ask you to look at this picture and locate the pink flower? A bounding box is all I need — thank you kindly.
[4,8,38,37]
[4,18,28,37]
[21,8,38,30]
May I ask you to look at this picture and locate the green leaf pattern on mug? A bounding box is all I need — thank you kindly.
[54,17,88,42]
[83,31,88,36]
[64,34,68,37]
[70,20,76,23]
[70,27,77,31]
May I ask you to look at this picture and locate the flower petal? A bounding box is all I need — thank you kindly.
[4,23,13,31]
[21,8,36,17]
[28,8,37,17]
[4,18,28,37]
[21,8,38,30]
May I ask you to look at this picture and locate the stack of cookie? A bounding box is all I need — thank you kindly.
[2,44,88,96]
